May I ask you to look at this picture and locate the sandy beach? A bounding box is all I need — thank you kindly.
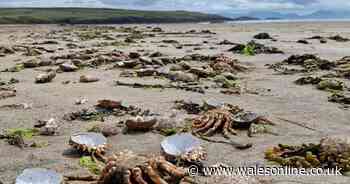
[0,22,350,184]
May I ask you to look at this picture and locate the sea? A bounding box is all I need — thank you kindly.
[225,19,350,24]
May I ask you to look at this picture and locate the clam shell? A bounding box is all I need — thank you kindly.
[70,132,107,148]
[161,133,200,157]
[16,168,63,184]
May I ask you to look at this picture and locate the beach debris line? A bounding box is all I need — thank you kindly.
[63,99,154,121]
[115,80,206,94]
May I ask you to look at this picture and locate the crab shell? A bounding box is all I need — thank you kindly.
[232,111,262,128]
[16,168,63,184]
[161,133,206,162]
[69,132,107,154]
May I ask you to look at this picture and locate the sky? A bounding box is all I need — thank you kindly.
[0,0,349,15]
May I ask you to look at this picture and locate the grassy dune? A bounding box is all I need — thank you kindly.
[0,8,231,24]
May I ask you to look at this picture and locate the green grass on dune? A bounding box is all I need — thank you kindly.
[0,8,231,24]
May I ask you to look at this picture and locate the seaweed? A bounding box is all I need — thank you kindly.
[265,137,350,172]
[243,44,255,56]
[0,128,39,147]
[79,156,101,175]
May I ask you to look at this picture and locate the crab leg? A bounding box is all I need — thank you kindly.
[222,114,236,137]
[145,165,168,184]
[76,144,86,152]
[94,149,108,163]
[222,117,232,138]
[98,166,116,184]
[132,167,148,184]
[145,159,168,184]
[91,153,105,171]
[228,126,238,135]
[257,117,275,125]
[156,157,186,178]
[193,115,216,134]
[203,113,223,136]
[180,177,197,184]
[122,169,133,184]
[100,161,117,180]
[192,115,210,129]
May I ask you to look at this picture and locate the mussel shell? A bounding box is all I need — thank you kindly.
[161,133,200,157]
[70,132,107,148]
[16,168,63,184]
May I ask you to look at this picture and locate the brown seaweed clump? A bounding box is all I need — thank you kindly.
[253,33,273,40]
[328,93,350,105]
[63,100,154,121]
[0,87,16,100]
[328,35,350,42]
[334,56,350,79]
[294,76,322,85]
[268,54,341,75]
[295,77,345,91]
[283,54,335,72]
[265,136,350,172]
[270,55,350,78]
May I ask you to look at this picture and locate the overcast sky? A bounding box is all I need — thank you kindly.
[0,0,349,14]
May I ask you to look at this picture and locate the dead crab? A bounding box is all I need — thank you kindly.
[192,109,237,138]
[209,55,248,74]
[69,132,108,161]
[192,109,274,138]
[98,150,192,184]
[161,133,207,164]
